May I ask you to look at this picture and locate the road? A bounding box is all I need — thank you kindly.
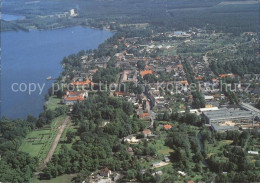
[39,116,70,170]
[145,95,156,128]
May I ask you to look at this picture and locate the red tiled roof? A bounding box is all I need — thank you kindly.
[196,76,204,80]
[139,113,149,118]
[219,74,233,78]
[179,81,189,85]
[164,124,172,130]
[64,96,84,101]
[114,91,130,96]
[141,70,153,77]
[71,78,94,86]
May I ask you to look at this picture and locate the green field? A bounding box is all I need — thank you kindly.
[45,96,62,111]
[152,139,174,156]
[31,174,76,183]
[19,115,66,161]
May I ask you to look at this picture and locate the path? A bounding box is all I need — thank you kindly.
[144,94,156,128]
[39,116,70,170]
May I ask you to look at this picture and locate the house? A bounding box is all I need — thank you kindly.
[114,91,130,97]
[70,78,94,87]
[152,171,163,176]
[142,129,152,137]
[204,95,214,100]
[248,151,259,155]
[127,147,134,155]
[100,167,112,177]
[141,70,153,77]
[152,162,161,168]
[139,112,150,120]
[164,124,172,130]
[101,121,110,127]
[219,74,234,78]
[164,156,170,162]
[63,91,87,105]
[124,135,140,144]
[178,171,186,176]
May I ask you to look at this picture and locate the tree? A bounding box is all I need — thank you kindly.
[126,169,137,180]
[137,60,145,70]
[45,94,50,101]
[66,130,75,143]
[256,100,260,110]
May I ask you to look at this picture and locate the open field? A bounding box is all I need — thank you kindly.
[31,174,76,183]
[152,139,174,156]
[19,115,66,162]
[44,96,61,111]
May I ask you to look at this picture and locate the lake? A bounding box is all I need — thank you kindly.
[1,26,113,119]
[1,14,25,21]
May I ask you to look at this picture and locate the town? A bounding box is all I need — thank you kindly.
[1,0,260,182]
[41,27,259,182]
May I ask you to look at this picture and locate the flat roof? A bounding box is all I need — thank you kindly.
[204,108,254,121]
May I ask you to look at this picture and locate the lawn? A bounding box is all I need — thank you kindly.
[31,174,76,183]
[19,129,53,158]
[44,96,61,111]
[19,115,66,162]
[151,139,174,156]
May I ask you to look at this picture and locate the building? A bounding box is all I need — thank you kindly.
[100,167,112,177]
[70,9,77,17]
[164,156,170,162]
[141,70,153,77]
[163,124,172,130]
[124,135,140,144]
[139,112,150,120]
[152,171,163,176]
[203,108,254,124]
[152,162,161,168]
[241,102,260,118]
[178,171,186,176]
[63,91,87,105]
[248,151,259,155]
[142,129,152,137]
[211,124,239,132]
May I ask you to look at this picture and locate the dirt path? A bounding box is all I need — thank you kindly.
[39,116,70,170]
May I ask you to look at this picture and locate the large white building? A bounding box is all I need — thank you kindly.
[203,108,255,124]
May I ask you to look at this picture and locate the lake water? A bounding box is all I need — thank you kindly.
[1,14,25,21]
[1,26,113,119]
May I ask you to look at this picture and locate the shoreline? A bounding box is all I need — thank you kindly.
[1,21,116,33]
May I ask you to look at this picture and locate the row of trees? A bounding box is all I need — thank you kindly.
[157,111,202,127]
[36,106,68,128]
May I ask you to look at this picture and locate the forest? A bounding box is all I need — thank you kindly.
[2,0,259,34]
[41,93,147,182]
[0,118,38,182]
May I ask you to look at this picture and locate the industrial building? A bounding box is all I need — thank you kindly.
[241,102,260,118]
[203,108,255,124]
